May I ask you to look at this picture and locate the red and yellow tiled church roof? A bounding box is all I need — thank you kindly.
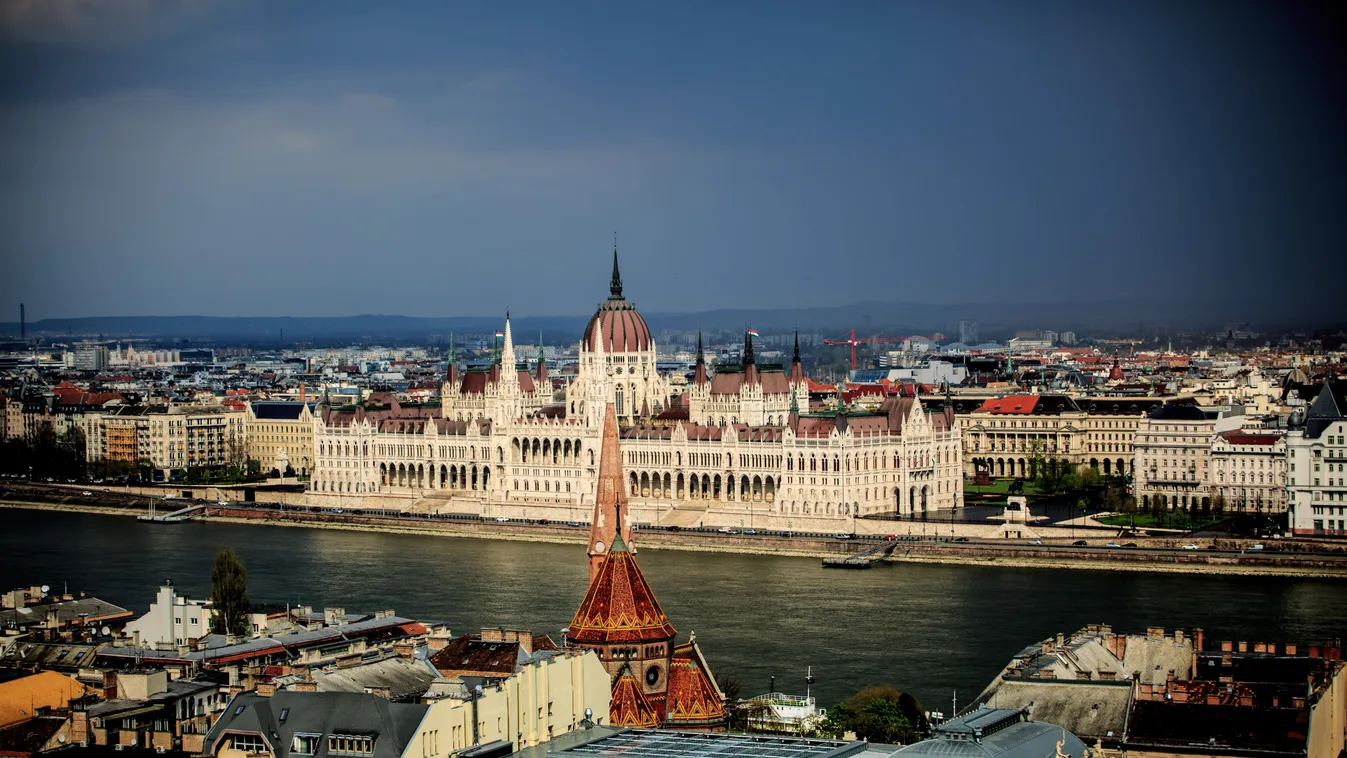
[665,642,727,726]
[568,534,677,644]
[609,664,661,728]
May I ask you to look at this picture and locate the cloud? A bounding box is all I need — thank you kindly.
[0,0,220,46]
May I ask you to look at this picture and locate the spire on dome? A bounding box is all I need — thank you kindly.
[609,238,625,301]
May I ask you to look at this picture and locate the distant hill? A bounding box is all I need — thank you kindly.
[0,297,1339,344]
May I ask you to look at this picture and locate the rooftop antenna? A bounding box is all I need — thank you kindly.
[953,689,958,718]
[806,666,815,702]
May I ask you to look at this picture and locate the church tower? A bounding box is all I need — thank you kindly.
[587,402,634,581]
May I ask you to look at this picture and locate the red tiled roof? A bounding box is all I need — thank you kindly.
[568,538,676,644]
[664,656,726,725]
[584,299,652,353]
[977,396,1042,414]
[428,632,554,677]
[609,666,661,728]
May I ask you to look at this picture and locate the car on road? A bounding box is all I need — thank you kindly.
[1106,542,1122,548]
[743,529,757,535]
[81,490,92,496]
[953,536,970,543]
[882,534,898,541]
[218,500,230,506]
[1123,542,1138,548]
[495,517,510,522]
[666,525,681,532]
[1248,543,1264,551]
[1072,540,1088,546]
[833,533,852,539]
[567,521,582,527]
[1182,543,1199,550]
[718,527,738,535]
[1027,538,1043,546]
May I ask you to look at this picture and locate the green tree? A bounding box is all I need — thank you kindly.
[210,547,251,636]
[820,686,928,744]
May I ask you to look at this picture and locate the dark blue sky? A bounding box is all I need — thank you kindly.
[2,1,1344,320]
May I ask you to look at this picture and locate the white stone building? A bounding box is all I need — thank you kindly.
[1287,379,1347,536]
[1210,430,1287,513]
[307,248,963,529]
[123,582,211,648]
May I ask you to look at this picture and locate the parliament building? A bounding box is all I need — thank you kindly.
[308,248,964,530]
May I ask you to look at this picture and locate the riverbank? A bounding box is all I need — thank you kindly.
[5,497,1345,578]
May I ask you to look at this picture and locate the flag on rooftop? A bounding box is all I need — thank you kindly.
[748,329,760,338]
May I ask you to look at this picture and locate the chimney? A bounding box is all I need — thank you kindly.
[1055,633,1064,648]
[256,682,276,697]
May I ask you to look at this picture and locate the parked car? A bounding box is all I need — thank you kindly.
[1027,538,1043,546]
[81,490,92,496]
[218,500,230,506]
[882,534,898,541]
[666,525,681,532]
[1182,543,1199,550]
[1248,543,1264,551]
[1123,542,1138,548]
[495,517,510,522]
[743,529,757,535]
[1106,542,1122,548]
[834,533,852,539]
[953,536,970,543]
[1072,540,1089,546]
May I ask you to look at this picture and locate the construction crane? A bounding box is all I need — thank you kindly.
[823,329,907,371]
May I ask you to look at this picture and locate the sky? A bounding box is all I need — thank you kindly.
[2,1,1345,321]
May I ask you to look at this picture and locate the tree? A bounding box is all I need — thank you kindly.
[210,547,251,636]
[819,686,928,744]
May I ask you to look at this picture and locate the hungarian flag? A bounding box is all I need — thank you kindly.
[747,329,760,338]
[495,331,505,338]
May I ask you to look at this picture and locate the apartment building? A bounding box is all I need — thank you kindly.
[245,401,317,476]
[85,405,247,476]
[1210,430,1287,513]
[1288,379,1347,536]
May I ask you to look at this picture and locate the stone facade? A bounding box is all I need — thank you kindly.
[307,250,963,530]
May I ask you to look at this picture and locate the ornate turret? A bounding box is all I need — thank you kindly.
[587,402,634,580]
[693,331,708,387]
[446,332,459,387]
[536,331,549,387]
[789,329,804,383]
[743,330,757,387]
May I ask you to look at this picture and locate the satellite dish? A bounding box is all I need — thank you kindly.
[100,626,111,637]
[58,735,66,744]
[41,585,50,594]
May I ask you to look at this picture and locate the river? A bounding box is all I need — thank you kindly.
[2,509,1345,711]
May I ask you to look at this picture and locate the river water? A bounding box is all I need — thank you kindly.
[2,510,1345,711]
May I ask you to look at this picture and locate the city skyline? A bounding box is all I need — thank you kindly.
[3,1,1346,320]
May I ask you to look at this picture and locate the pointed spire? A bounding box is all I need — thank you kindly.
[790,328,805,384]
[588,402,633,582]
[695,331,704,364]
[535,330,549,386]
[446,332,459,387]
[743,330,755,365]
[609,237,625,300]
[693,331,708,387]
[793,329,800,363]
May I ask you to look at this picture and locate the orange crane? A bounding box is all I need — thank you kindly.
[823,329,907,371]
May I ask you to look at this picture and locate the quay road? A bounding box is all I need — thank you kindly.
[5,480,1347,576]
